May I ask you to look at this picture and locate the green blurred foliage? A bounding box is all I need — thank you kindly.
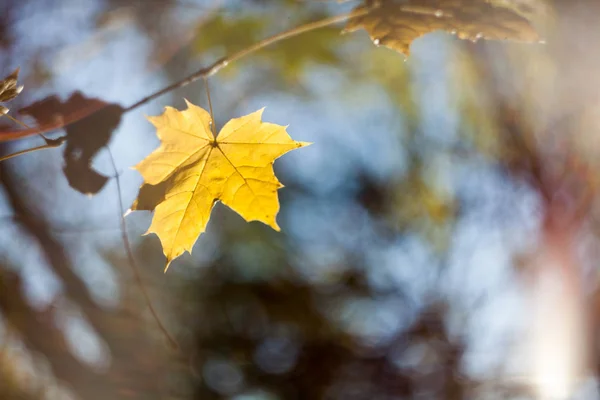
[193,11,343,83]
[193,15,266,60]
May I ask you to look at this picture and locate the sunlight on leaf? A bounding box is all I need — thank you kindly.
[131,100,310,270]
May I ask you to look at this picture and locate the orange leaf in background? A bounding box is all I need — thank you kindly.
[131,100,310,270]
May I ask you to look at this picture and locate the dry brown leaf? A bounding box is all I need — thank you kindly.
[0,68,23,114]
[344,0,542,56]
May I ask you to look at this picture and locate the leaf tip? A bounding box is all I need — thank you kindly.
[269,220,281,232]
[144,113,158,126]
[253,107,267,120]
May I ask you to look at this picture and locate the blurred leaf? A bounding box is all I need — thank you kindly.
[345,0,542,56]
[394,174,454,224]
[391,169,455,251]
[194,14,266,77]
[268,25,343,82]
[27,54,53,88]
[132,100,310,269]
[362,49,417,119]
[0,68,23,112]
[19,92,123,195]
[194,14,266,54]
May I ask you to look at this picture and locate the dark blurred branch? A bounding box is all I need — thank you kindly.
[2,177,118,346]
[0,168,164,399]
[0,270,117,400]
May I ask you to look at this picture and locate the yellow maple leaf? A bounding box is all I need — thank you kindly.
[344,0,542,56]
[131,100,310,270]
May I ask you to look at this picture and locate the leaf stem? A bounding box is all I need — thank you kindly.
[204,77,218,139]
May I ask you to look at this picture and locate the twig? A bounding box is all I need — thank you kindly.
[2,111,59,144]
[0,113,65,162]
[106,147,180,350]
[122,8,369,112]
[0,142,62,162]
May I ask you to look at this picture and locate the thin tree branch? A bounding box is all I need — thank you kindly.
[0,7,370,150]
[0,7,369,166]
[124,9,367,112]
[106,147,180,351]
[0,113,65,163]
[0,142,62,163]
[2,110,60,144]
[0,101,105,142]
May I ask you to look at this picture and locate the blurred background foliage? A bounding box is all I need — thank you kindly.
[1,0,600,399]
